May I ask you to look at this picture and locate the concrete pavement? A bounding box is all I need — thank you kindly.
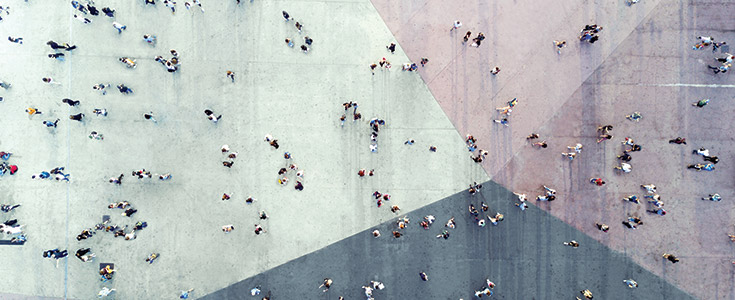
[496,1,735,298]
[0,0,487,298]
[0,0,719,299]
[371,0,735,298]
[204,180,693,300]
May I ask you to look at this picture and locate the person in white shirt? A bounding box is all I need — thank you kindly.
[98,287,116,298]
[450,20,462,32]
[1,224,23,234]
[73,14,91,24]
[112,22,126,34]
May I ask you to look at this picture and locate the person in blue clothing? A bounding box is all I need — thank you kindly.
[688,163,715,171]
[179,288,194,299]
[0,152,12,161]
[623,195,640,204]
[31,171,50,179]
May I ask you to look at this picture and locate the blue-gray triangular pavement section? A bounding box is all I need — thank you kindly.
[202,180,693,300]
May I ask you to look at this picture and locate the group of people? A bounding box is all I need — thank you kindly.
[696,36,733,73]
[451,21,486,47]
[154,49,181,73]
[0,151,18,177]
[30,166,70,181]
[467,135,488,163]
[579,24,603,43]
[5,1,215,297]
[492,97,517,127]
[4,1,721,298]
[517,41,731,270]
[368,117,386,153]
[689,147,718,171]
[467,184,505,228]
[282,11,313,53]
[274,146,305,191]
[340,101,361,126]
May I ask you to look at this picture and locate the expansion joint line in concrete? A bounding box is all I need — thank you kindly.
[64,5,73,300]
[632,83,735,88]
[488,0,666,182]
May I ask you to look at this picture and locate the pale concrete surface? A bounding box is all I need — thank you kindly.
[204,180,693,300]
[0,0,487,299]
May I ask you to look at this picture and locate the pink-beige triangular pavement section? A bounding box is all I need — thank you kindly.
[493,1,735,299]
[370,0,735,299]
[368,0,663,179]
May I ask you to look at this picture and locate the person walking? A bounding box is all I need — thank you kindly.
[93,108,108,116]
[164,0,177,14]
[669,137,686,144]
[117,84,133,94]
[282,11,293,21]
[647,208,666,216]
[295,22,303,33]
[179,288,194,299]
[101,7,115,17]
[319,278,333,292]
[563,240,580,248]
[692,98,710,108]
[42,77,61,85]
[1,204,21,213]
[62,98,80,106]
[663,253,679,263]
[589,178,605,186]
[48,53,65,61]
[708,63,731,74]
[702,193,722,201]
[622,195,639,204]
[204,109,222,123]
[8,36,23,44]
[98,287,116,298]
[595,223,609,232]
[463,31,471,43]
[554,40,566,54]
[450,20,462,32]
[471,32,485,47]
[419,272,428,281]
[561,152,576,160]
[112,22,127,34]
[193,0,204,12]
[73,14,92,24]
[69,113,85,122]
[144,112,157,123]
[42,119,60,128]
[623,279,638,288]
[143,34,157,45]
[494,118,509,126]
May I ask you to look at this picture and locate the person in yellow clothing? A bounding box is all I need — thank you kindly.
[25,107,42,116]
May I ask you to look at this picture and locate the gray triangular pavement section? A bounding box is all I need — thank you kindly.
[203,180,693,300]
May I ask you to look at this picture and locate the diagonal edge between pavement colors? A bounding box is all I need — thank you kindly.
[366,0,666,183]
[203,180,693,300]
[0,0,496,299]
